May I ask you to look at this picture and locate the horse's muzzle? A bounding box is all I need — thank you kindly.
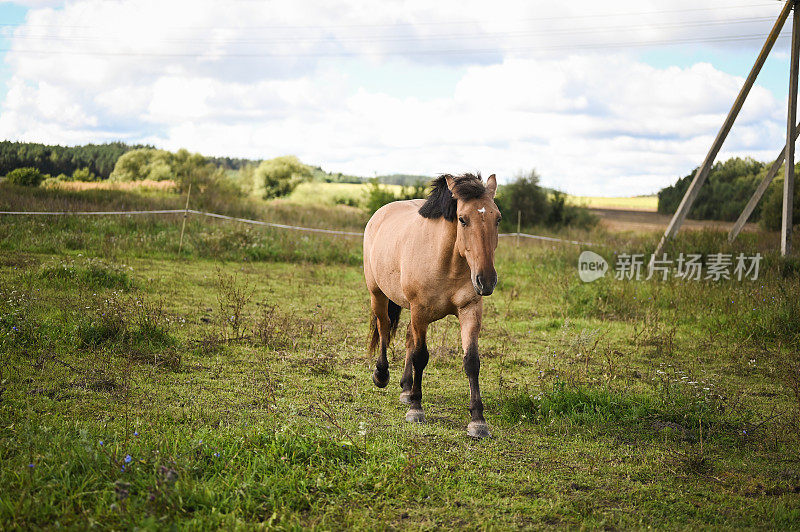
[474,272,497,296]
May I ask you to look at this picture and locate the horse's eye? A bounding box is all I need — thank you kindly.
[496,217,502,226]
[458,216,467,226]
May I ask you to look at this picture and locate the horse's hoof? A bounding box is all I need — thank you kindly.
[372,369,389,388]
[467,421,491,439]
[399,391,413,405]
[405,408,425,423]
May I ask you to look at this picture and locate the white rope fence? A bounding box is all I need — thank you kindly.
[0,208,595,246]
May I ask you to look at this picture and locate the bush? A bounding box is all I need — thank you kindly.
[5,167,45,187]
[495,170,595,229]
[364,179,425,214]
[109,148,174,182]
[495,170,550,227]
[71,167,97,181]
[546,190,597,228]
[256,156,313,199]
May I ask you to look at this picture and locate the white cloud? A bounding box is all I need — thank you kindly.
[0,0,793,194]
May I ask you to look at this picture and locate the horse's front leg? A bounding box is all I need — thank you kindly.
[458,301,490,438]
[403,308,429,423]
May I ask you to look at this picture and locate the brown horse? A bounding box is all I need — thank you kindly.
[363,172,500,438]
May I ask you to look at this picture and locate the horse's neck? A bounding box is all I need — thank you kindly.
[436,223,469,278]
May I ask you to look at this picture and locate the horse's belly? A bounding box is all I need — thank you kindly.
[381,279,411,309]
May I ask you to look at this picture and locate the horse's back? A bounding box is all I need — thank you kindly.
[364,199,424,248]
[363,199,426,308]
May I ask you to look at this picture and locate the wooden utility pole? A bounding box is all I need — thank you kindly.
[654,0,794,257]
[728,121,800,242]
[783,3,800,255]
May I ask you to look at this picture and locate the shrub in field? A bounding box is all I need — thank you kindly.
[546,190,597,228]
[495,170,596,229]
[256,155,313,199]
[495,169,549,226]
[71,167,98,181]
[110,148,174,182]
[5,167,45,187]
[364,178,425,214]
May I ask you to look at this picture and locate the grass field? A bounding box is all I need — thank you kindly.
[2,185,800,529]
[567,195,658,212]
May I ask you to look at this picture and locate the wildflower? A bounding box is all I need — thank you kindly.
[134,431,139,437]
[124,455,132,463]
[99,440,104,446]
[213,452,220,457]
[28,463,34,468]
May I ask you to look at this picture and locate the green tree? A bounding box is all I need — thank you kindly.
[5,167,44,186]
[71,167,96,181]
[658,157,764,221]
[256,156,313,199]
[495,169,550,227]
[109,148,174,182]
[760,172,800,231]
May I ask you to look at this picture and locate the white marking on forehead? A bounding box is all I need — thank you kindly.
[477,207,486,213]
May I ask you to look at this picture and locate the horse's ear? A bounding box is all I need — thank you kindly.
[444,174,459,198]
[486,174,497,198]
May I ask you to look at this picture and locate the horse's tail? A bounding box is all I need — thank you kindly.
[369,300,402,353]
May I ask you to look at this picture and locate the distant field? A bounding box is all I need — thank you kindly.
[288,182,405,206]
[50,179,177,193]
[567,195,658,211]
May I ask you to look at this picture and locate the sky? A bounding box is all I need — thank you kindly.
[0,0,797,195]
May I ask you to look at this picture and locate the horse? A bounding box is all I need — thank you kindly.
[363,172,500,438]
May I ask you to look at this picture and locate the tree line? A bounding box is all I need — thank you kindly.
[0,141,152,180]
[657,157,800,230]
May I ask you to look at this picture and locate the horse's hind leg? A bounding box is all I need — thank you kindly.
[370,291,391,388]
[403,308,429,423]
[399,323,414,404]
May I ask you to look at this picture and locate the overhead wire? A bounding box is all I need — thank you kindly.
[2,16,782,45]
[0,2,780,31]
[0,2,789,59]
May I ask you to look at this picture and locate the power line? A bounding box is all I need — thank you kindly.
[0,31,792,59]
[0,2,780,32]
[3,16,781,46]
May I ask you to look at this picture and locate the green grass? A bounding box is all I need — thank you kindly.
[1,184,800,528]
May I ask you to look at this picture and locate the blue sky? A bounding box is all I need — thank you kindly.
[0,2,26,101]
[0,0,796,195]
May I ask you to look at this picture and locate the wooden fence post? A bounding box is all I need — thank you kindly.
[178,183,192,255]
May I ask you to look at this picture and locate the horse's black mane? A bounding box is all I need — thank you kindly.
[418,173,486,222]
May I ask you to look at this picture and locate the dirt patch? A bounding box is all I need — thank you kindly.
[590,208,761,234]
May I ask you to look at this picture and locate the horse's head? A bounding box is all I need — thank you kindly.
[446,173,501,296]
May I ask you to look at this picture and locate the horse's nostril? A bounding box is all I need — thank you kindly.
[476,274,485,289]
